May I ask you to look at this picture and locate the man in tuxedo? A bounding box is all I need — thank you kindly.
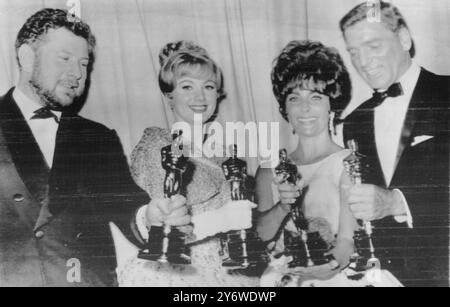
[340,1,450,286]
[0,8,189,287]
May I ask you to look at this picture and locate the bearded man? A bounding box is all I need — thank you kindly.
[0,8,154,287]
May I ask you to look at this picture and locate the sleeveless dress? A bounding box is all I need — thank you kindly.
[116,127,259,287]
[260,149,402,287]
[274,150,350,248]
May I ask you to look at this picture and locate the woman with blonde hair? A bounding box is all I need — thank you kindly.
[114,40,258,287]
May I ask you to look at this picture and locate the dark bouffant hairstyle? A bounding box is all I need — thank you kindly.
[339,1,415,58]
[271,40,352,121]
[15,8,96,66]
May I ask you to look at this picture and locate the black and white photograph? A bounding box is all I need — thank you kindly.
[0,0,449,289]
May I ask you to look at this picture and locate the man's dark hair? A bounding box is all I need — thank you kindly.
[339,1,415,58]
[15,8,96,66]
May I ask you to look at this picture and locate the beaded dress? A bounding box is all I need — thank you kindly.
[116,127,259,287]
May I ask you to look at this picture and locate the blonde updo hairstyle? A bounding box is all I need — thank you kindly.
[158,40,226,102]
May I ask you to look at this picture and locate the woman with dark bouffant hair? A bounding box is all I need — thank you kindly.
[257,40,401,287]
[257,40,360,286]
[271,40,352,124]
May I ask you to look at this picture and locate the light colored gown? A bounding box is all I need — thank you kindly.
[116,127,259,287]
[260,149,402,287]
[273,150,350,251]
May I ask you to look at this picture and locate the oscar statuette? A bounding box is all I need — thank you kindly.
[138,130,191,265]
[274,149,333,267]
[343,140,381,271]
[221,145,267,272]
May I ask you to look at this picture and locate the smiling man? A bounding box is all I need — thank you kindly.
[340,1,450,287]
[0,8,154,287]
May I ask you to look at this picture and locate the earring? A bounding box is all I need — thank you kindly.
[328,111,336,136]
[165,93,174,110]
[290,123,296,135]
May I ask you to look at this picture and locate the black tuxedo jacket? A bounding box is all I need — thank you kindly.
[0,88,149,286]
[344,69,450,287]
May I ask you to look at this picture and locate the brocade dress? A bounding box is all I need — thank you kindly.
[116,127,259,287]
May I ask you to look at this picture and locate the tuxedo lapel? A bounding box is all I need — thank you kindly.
[347,69,433,188]
[392,70,427,179]
[0,98,43,232]
[0,89,51,203]
[391,69,438,187]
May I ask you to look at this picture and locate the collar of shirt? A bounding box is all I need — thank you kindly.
[397,61,421,101]
[13,88,62,122]
[13,87,62,168]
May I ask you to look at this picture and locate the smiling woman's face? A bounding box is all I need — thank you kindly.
[168,72,219,125]
[285,88,331,138]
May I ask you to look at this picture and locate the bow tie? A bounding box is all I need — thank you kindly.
[368,82,404,108]
[30,107,60,124]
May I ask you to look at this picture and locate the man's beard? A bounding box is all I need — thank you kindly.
[29,66,82,112]
[29,79,80,112]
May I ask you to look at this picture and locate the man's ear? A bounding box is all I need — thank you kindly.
[398,27,413,53]
[17,44,36,73]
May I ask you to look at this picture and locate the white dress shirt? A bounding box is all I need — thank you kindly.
[374,62,420,228]
[374,62,421,186]
[13,88,62,168]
